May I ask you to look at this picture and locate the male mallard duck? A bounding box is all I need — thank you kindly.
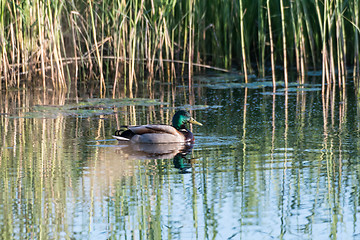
[113,110,203,144]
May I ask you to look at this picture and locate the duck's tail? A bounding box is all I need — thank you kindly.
[112,135,130,141]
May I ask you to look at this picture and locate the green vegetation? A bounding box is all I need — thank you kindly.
[0,0,359,93]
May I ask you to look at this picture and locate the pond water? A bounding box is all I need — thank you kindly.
[1,74,360,239]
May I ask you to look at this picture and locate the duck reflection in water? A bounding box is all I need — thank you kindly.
[172,148,194,173]
[114,142,194,173]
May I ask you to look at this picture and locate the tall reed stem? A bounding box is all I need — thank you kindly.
[88,0,105,96]
[267,0,276,90]
[239,0,248,83]
[258,0,266,77]
[280,0,288,88]
[354,0,360,78]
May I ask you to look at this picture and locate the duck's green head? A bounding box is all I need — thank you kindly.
[172,110,203,130]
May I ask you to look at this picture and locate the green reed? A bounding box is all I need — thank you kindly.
[0,0,359,93]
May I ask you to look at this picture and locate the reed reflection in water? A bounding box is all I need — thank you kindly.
[0,78,360,239]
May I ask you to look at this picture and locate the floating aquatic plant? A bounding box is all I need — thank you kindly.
[18,98,169,118]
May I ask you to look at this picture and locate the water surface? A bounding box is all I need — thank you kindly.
[0,75,360,239]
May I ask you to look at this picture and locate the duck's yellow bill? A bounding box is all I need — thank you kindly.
[189,117,203,126]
